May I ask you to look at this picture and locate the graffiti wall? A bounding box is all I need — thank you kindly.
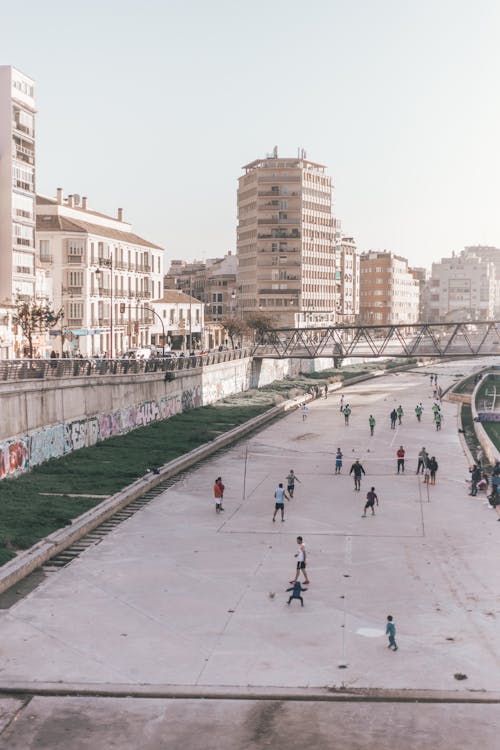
[0,384,203,480]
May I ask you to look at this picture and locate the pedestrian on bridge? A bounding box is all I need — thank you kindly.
[390,408,397,429]
[350,459,365,491]
[369,415,376,436]
[396,405,404,425]
[343,404,351,425]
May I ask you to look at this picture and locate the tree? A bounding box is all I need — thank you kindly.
[245,313,274,344]
[14,301,64,359]
[221,316,246,348]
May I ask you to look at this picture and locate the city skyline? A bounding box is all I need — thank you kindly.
[1,0,500,268]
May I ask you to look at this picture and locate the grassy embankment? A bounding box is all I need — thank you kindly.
[0,358,417,566]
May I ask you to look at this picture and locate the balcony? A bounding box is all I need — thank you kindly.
[15,266,33,275]
[67,318,83,327]
[115,261,127,270]
[65,286,83,295]
[257,218,301,226]
[257,190,299,197]
[12,120,33,137]
[13,145,34,165]
[97,287,111,297]
[258,231,301,240]
[14,180,33,192]
[98,318,110,326]
[14,237,32,248]
[128,262,136,271]
[66,255,84,265]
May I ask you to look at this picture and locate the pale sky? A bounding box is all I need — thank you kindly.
[2,0,500,268]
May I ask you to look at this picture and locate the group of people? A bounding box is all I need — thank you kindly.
[468,457,500,520]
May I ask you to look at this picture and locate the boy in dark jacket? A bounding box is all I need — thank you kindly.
[286,581,308,607]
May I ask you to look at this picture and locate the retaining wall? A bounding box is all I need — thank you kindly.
[0,355,336,480]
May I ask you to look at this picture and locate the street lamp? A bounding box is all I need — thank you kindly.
[95,255,114,358]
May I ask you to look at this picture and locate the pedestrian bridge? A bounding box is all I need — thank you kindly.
[253,321,500,359]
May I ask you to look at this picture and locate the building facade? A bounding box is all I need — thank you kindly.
[151,290,204,351]
[237,150,338,327]
[359,251,420,325]
[428,250,495,322]
[334,237,360,324]
[0,66,36,357]
[36,190,164,357]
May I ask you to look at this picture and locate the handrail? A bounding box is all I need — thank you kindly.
[0,349,251,382]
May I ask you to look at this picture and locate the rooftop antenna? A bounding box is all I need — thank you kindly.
[73,194,81,206]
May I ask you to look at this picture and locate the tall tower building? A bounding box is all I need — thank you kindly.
[0,66,36,308]
[237,149,337,327]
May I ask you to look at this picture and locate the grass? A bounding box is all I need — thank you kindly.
[0,400,275,564]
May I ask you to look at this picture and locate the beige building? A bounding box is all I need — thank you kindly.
[36,191,164,357]
[237,150,338,327]
[0,66,36,357]
[359,251,420,325]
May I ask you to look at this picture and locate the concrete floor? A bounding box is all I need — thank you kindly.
[0,359,499,748]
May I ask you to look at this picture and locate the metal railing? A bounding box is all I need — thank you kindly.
[0,349,251,382]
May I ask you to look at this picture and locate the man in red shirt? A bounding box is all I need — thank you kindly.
[396,446,405,474]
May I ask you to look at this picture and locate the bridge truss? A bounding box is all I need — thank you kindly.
[253,321,500,359]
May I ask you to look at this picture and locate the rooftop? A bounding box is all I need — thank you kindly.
[36,214,163,250]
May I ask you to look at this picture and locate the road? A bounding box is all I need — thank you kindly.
[0,358,499,749]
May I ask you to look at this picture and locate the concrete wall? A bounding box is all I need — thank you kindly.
[0,355,336,480]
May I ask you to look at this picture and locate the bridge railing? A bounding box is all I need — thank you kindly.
[0,349,251,382]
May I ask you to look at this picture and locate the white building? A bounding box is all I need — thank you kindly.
[151,290,204,352]
[335,237,360,324]
[429,250,495,322]
[36,191,164,357]
[0,66,36,357]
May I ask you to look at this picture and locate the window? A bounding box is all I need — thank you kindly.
[67,270,83,288]
[12,192,34,219]
[39,240,51,259]
[66,238,85,255]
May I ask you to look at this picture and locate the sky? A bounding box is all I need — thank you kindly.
[2,0,500,269]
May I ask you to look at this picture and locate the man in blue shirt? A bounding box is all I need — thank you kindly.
[272,483,290,522]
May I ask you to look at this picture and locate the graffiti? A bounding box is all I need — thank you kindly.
[0,367,241,480]
[30,424,65,467]
[0,438,29,479]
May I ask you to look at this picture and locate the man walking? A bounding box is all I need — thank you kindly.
[396,405,404,425]
[335,448,343,475]
[343,404,351,425]
[435,411,442,431]
[339,394,344,413]
[396,446,405,474]
[415,403,423,422]
[286,469,301,498]
[362,486,378,517]
[301,403,308,421]
[213,477,225,513]
[469,464,481,497]
[416,447,428,475]
[290,536,310,585]
[349,458,366,491]
[390,408,397,429]
[272,482,290,522]
[386,615,398,651]
[369,414,376,436]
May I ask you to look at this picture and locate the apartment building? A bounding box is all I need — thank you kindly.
[36,190,164,356]
[359,251,419,325]
[463,246,500,316]
[164,252,237,347]
[429,250,495,322]
[335,237,360,324]
[237,149,338,327]
[0,66,36,357]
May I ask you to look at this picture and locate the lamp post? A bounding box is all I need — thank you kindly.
[141,305,165,355]
[96,254,113,358]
